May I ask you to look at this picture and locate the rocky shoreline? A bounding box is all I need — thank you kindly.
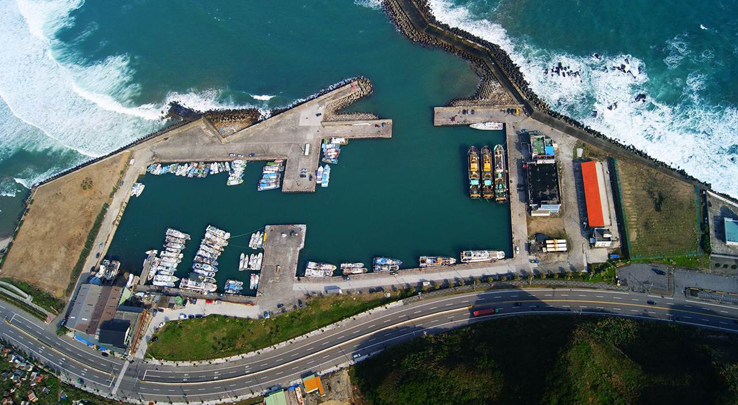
[382,0,735,202]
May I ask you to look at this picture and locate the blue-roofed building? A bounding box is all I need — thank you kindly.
[726,218,738,247]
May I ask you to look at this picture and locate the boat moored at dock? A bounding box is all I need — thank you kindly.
[341,263,367,275]
[468,146,481,199]
[481,145,494,200]
[494,144,508,203]
[373,257,402,272]
[419,256,456,268]
[460,250,505,263]
[305,261,336,277]
[470,122,504,131]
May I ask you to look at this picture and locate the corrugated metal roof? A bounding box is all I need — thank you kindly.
[265,390,288,405]
[581,161,605,228]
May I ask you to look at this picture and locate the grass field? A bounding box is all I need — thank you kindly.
[615,159,700,260]
[351,316,738,405]
[147,292,400,361]
[0,152,130,299]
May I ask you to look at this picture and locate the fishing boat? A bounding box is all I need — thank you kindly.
[189,273,216,284]
[249,273,260,290]
[153,275,180,283]
[305,261,336,277]
[252,252,263,271]
[321,165,331,188]
[166,228,190,240]
[470,122,504,131]
[192,268,216,278]
[316,166,324,182]
[341,263,368,275]
[239,253,247,271]
[468,146,481,199]
[373,257,402,272]
[460,250,505,263]
[180,278,217,293]
[481,146,494,200]
[130,183,145,197]
[152,280,176,288]
[419,256,457,268]
[494,144,508,203]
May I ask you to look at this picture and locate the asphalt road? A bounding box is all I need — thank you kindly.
[2,288,738,403]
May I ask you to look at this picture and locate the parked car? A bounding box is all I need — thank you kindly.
[195,314,203,318]
[188,314,195,319]
[264,311,270,319]
[179,313,187,320]
[101,351,109,357]
[352,353,362,359]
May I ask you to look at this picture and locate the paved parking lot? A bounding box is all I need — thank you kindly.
[617,264,671,296]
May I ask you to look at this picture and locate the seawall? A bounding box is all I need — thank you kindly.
[382,0,738,205]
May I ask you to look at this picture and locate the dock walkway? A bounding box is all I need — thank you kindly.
[257,225,306,309]
[433,105,524,126]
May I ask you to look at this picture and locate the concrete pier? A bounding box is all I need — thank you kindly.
[137,81,392,194]
[433,105,524,126]
[257,224,306,308]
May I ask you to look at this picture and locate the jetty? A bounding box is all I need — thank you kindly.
[385,0,716,192]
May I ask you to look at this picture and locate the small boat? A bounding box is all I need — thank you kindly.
[249,273,260,290]
[305,261,336,277]
[460,250,505,263]
[373,257,402,272]
[470,122,504,131]
[320,165,331,188]
[340,263,367,275]
[239,253,247,271]
[419,256,457,268]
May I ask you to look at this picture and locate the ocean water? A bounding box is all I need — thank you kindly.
[430,0,738,196]
[0,0,737,239]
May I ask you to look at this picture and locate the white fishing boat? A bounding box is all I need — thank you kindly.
[469,122,504,131]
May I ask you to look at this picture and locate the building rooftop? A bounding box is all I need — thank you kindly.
[264,390,288,405]
[66,285,123,336]
[527,162,561,206]
[531,135,556,159]
[98,320,131,349]
[581,161,611,228]
[303,374,325,395]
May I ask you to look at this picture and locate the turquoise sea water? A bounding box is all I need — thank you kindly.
[0,0,737,240]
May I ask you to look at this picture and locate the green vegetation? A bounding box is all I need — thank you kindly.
[631,254,710,270]
[0,294,47,322]
[148,292,401,361]
[65,203,108,297]
[352,316,738,405]
[615,159,701,262]
[0,278,64,314]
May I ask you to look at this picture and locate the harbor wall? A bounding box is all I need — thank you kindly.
[382,0,738,206]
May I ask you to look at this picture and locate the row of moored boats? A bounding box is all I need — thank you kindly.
[146,161,248,187]
[146,228,191,287]
[304,250,506,277]
[258,160,284,191]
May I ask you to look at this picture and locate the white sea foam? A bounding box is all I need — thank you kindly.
[428,0,738,197]
[251,94,275,101]
[354,0,382,10]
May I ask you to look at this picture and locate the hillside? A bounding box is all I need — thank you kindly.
[351,316,738,405]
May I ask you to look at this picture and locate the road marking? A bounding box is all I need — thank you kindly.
[445,303,453,307]
[613,308,621,311]
[684,316,692,319]
[494,296,502,299]
[596,296,604,298]
[307,360,314,365]
[596,307,604,310]
[579,295,586,297]
[721,311,728,314]
[414,311,421,314]
[429,307,437,310]
[702,319,710,322]
[613,296,622,300]
[561,294,569,297]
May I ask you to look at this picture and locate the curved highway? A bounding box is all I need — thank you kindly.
[2,288,738,403]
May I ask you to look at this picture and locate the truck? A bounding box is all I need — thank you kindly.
[472,307,500,317]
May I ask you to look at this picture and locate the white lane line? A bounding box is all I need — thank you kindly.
[684,316,692,319]
[630,309,638,312]
[445,303,453,307]
[578,295,586,297]
[596,296,604,298]
[494,296,502,299]
[702,319,710,322]
[414,311,422,314]
[307,360,314,365]
[561,294,569,297]
[429,307,437,310]
[613,308,621,311]
[613,296,622,300]
[721,311,728,314]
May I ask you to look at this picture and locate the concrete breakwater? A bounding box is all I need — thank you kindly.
[383,0,734,202]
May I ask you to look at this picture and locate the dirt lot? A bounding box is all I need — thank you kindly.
[616,158,700,259]
[304,369,354,405]
[527,215,566,239]
[0,152,130,298]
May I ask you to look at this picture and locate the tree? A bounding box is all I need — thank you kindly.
[513,273,521,281]
[539,271,547,280]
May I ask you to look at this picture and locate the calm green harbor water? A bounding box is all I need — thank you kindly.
[48,0,511,294]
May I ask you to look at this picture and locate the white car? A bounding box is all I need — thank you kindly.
[179,313,187,320]
[157,322,166,329]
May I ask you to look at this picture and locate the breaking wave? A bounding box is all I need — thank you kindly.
[428,0,738,197]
